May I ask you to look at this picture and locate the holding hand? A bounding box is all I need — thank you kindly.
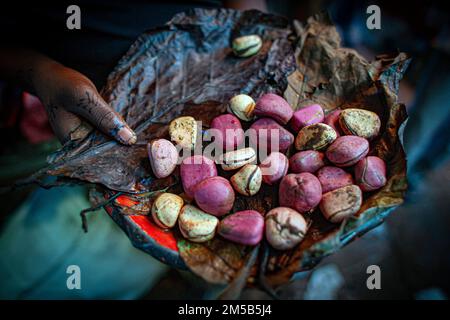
[0,48,136,145]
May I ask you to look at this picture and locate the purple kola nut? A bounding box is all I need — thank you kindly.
[254,93,294,125]
[194,176,235,216]
[290,104,324,132]
[218,210,264,245]
[289,150,325,174]
[326,135,369,167]
[265,207,308,250]
[249,118,294,153]
[320,185,362,223]
[324,109,343,137]
[148,139,178,179]
[317,166,354,193]
[279,173,322,213]
[180,155,217,199]
[260,152,288,185]
[354,156,387,191]
[209,114,244,150]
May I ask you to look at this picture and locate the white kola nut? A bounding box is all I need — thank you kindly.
[178,205,219,243]
[151,193,184,229]
[232,35,262,58]
[221,147,257,171]
[230,164,262,196]
[227,94,255,121]
[169,116,198,150]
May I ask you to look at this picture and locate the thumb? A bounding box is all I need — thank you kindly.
[67,86,137,145]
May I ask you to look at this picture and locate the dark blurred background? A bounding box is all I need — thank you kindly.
[1,0,449,299]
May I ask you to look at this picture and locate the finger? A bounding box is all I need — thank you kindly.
[67,88,137,145]
[46,104,91,144]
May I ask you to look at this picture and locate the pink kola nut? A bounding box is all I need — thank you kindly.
[210,114,244,150]
[290,104,325,132]
[326,135,369,167]
[354,156,387,191]
[254,93,294,124]
[289,150,325,173]
[249,118,294,153]
[317,166,353,193]
[218,210,264,245]
[279,173,322,213]
[180,155,217,198]
[194,176,235,216]
[324,109,343,137]
[260,152,289,185]
[147,139,178,178]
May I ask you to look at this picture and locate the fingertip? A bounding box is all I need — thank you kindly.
[117,126,137,145]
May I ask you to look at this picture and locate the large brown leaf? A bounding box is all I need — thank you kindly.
[31,10,409,290]
[41,8,295,193]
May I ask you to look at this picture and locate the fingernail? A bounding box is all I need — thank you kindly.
[117,127,137,145]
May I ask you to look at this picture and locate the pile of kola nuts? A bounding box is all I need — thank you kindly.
[146,35,387,251]
[147,92,387,251]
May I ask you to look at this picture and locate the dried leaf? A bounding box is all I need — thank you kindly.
[28,10,409,288]
[178,238,250,285]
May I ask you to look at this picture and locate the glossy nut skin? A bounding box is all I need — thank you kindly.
[289,150,325,174]
[320,185,362,223]
[227,94,255,121]
[326,135,369,167]
[254,93,294,125]
[210,114,244,150]
[151,193,184,228]
[194,176,235,216]
[249,118,294,153]
[148,139,178,178]
[230,164,262,196]
[265,207,308,250]
[260,152,289,185]
[324,109,343,137]
[218,210,264,245]
[339,108,381,140]
[295,123,337,151]
[232,35,262,58]
[290,104,324,132]
[279,173,322,213]
[178,205,219,243]
[180,155,217,198]
[221,147,257,171]
[169,116,198,150]
[354,156,387,191]
[317,166,354,193]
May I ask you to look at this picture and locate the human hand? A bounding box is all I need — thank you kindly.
[32,60,136,145]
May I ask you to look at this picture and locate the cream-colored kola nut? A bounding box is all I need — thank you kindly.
[265,207,308,250]
[221,147,257,171]
[230,164,262,196]
[227,94,255,121]
[295,123,337,151]
[232,35,262,58]
[169,116,198,150]
[178,205,219,243]
[151,193,184,229]
[339,108,381,140]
